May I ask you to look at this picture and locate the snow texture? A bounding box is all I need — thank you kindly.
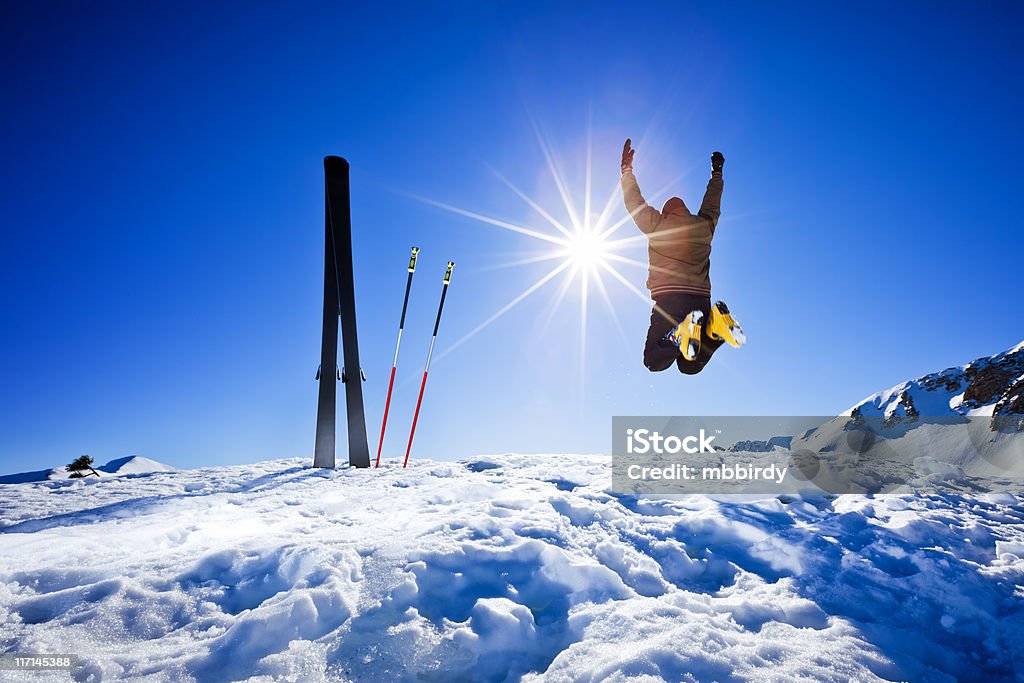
[1,455,1023,682]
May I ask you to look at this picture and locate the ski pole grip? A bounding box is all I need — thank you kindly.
[443,261,455,284]
[408,246,420,273]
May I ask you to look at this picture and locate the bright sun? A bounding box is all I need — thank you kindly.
[414,123,673,371]
[563,229,609,270]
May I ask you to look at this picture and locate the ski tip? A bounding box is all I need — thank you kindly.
[323,156,349,172]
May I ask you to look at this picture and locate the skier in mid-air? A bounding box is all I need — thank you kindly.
[620,139,745,375]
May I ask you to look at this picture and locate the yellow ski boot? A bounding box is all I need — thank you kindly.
[667,310,704,361]
[707,300,745,347]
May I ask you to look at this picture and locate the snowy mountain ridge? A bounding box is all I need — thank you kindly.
[729,436,792,453]
[844,340,1024,424]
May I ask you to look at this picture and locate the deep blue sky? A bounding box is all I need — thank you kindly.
[2,2,1022,473]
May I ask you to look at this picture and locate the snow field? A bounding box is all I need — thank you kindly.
[1,455,1022,682]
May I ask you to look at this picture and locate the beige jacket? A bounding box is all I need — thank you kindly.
[621,171,723,297]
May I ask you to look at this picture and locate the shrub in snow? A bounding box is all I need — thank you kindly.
[66,455,100,478]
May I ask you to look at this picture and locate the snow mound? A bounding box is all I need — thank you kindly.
[1,455,1022,681]
[97,456,176,476]
[0,456,175,484]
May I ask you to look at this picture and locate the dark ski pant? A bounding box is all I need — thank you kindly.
[643,292,724,375]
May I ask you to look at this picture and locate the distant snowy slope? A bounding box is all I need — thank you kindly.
[729,436,792,452]
[793,342,1024,477]
[1,455,1022,682]
[0,455,175,484]
[97,456,176,476]
[0,469,55,485]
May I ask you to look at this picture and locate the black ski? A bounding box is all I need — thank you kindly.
[313,156,371,468]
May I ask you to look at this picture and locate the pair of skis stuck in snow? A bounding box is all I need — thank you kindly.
[376,248,455,468]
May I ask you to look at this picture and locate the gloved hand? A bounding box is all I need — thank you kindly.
[711,151,724,174]
[621,139,635,175]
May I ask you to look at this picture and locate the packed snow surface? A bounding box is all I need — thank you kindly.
[1,455,1023,682]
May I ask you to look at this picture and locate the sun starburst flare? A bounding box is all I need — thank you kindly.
[416,124,662,377]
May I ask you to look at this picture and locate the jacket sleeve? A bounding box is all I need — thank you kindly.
[620,172,660,235]
[697,174,724,231]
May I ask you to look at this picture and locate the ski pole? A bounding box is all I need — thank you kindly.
[376,247,420,468]
[403,261,454,468]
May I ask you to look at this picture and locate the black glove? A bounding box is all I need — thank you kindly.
[621,139,635,175]
[711,151,724,174]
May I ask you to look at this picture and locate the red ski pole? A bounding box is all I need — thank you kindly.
[403,261,454,468]
[376,247,419,467]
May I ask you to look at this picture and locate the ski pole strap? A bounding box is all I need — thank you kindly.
[408,246,420,273]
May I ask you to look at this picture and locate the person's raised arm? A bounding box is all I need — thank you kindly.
[697,151,725,231]
[620,139,660,234]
